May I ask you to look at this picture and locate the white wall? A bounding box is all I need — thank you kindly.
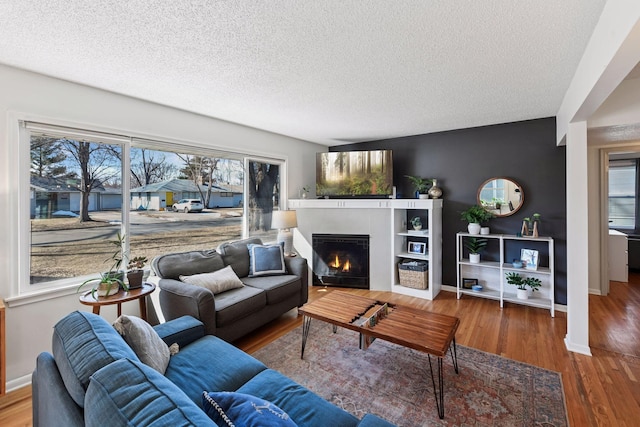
[0,64,324,391]
[555,0,640,355]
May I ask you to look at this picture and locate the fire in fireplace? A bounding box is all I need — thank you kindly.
[312,234,370,289]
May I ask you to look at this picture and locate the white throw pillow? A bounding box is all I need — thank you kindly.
[112,315,178,374]
[180,265,245,294]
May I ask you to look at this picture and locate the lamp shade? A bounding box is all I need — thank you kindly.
[271,210,297,229]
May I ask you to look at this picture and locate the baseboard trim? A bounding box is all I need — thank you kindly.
[6,373,31,393]
[564,336,592,356]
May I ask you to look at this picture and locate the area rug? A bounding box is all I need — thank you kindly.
[252,324,568,427]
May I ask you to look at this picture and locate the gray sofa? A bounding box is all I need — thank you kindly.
[151,237,308,342]
[33,311,395,426]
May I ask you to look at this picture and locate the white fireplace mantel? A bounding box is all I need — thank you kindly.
[288,198,443,297]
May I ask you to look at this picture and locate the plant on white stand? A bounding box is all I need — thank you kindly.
[460,205,494,235]
[465,237,488,264]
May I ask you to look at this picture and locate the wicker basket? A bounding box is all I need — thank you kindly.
[398,262,429,289]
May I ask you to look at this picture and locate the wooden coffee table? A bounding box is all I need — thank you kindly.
[299,290,459,419]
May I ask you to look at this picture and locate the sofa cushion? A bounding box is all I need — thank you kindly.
[52,311,138,408]
[248,243,286,277]
[215,285,267,326]
[202,391,298,427]
[85,358,215,427]
[112,315,175,374]
[152,249,225,280]
[180,265,245,294]
[164,335,268,405]
[242,275,301,305]
[217,237,263,278]
[237,369,359,427]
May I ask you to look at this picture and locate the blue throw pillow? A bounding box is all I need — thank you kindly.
[202,391,298,427]
[247,243,286,277]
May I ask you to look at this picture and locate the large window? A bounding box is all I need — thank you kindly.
[22,121,284,294]
[609,159,637,230]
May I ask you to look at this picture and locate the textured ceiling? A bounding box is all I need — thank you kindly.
[0,1,608,145]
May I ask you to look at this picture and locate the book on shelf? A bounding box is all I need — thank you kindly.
[352,303,391,328]
[359,333,376,350]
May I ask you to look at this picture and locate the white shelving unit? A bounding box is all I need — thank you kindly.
[456,232,555,316]
[391,199,443,300]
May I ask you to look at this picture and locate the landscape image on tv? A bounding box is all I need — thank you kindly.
[316,150,393,197]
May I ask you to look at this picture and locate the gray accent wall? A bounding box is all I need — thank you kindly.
[333,117,567,304]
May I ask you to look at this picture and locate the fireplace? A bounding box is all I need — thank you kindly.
[312,234,370,289]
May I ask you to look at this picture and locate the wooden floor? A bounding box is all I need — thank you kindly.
[3,275,640,426]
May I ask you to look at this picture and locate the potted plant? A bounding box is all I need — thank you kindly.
[460,205,494,235]
[104,232,125,282]
[77,272,127,299]
[506,272,541,299]
[405,175,432,199]
[126,255,148,289]
[410,216,422,230]
[465,237,487,263]
[301,186,311,199]
[505,272,527,299]
[77,232,128,298]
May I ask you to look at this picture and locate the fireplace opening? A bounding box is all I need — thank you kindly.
[312,234,369,289]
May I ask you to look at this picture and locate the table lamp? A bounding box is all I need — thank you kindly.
[271,210,297,255]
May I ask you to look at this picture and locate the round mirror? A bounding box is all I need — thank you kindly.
[477,177,524,217]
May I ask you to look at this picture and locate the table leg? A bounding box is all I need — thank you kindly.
[92,306,100,315]
[427,355,445,419]
[450,337,459,374]
[301,316,312,359]
[117,303,122,318]
[139,296,147,321]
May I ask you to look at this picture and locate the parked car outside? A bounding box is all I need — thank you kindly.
[172,199,204,213]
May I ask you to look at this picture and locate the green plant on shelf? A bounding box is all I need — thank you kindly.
[460,205,494,225]
[464,237,487,255]
[505,272,541,292]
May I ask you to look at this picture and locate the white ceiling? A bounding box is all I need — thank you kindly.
[0,1,609,146]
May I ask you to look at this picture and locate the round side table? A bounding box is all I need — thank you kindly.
[79,283,156,321]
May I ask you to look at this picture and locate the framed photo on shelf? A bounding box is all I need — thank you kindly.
[462,278,478,289]
[521,249,539,270]
[408,241,426,255]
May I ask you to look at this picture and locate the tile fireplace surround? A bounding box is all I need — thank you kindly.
[289,198,443,296]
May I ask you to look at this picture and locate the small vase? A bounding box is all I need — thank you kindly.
[468,223,481,235]
[428,180,442,199]
[469,253,480,263]
[521,220,529,236]
[480,227,490,235]
[418,193,429,199]
[516,289,528,300]
[532,221,539,238]
[97,282,120,297]
[127,270,144,289]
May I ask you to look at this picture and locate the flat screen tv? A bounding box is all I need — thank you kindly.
[316,150,393,198]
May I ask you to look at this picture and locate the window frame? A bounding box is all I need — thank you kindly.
[7,113,288,306]
[608,158,639,232]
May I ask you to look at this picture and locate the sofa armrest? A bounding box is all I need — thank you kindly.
[158,278,217,336]
[154,315,205,348]
[33,352,84,427]
[356,414,397,427]
[285,255,308,306]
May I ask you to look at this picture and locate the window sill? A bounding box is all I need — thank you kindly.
[4,283,79,308]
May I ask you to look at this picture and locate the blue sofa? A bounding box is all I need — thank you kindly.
[32,311,395,427]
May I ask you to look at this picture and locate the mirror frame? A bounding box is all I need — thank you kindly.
[477,177,524,217]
